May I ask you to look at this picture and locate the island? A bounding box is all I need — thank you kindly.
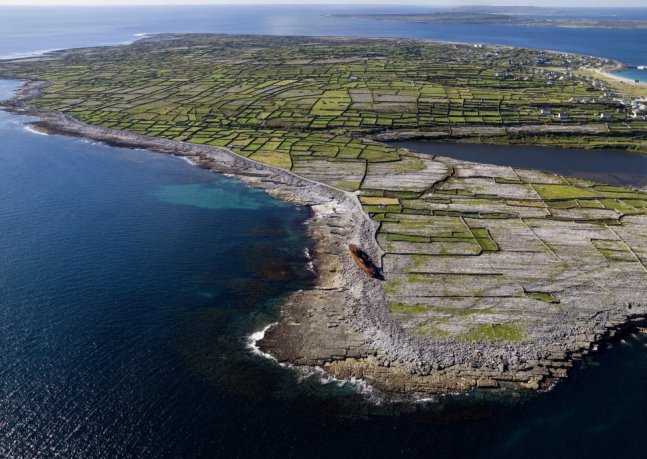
[333,11,647,30]
[1,34,647,399]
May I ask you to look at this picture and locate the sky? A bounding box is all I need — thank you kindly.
[0,0,646,7]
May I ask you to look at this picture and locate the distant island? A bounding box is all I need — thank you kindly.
[1,34,647,399]
[333,12,647,30]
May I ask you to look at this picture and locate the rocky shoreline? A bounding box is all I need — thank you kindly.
[3,78,647,401]
[0,78,393,388]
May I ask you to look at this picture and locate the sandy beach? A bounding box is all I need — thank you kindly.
[594,68,647,88]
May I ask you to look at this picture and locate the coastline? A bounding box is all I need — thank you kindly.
[332,14,647,31]
[596,68,647,87]
[0,31,154,61]
[3,48,647,400]
[0,77,395,390]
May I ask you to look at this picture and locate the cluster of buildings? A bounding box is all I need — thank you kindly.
[538,64,647,122]
[630,98,647,119]
[538,108,571,120]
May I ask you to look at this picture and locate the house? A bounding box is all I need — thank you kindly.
[599,112,612,120]
[632,99,647,111]
[539,108,552,116]
[557,112,570,120]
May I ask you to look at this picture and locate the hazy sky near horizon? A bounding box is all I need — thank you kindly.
[0,1,646,7]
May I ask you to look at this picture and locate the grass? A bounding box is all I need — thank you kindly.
[533,183,647,205]
[334,181,361,191]
[250,151,292,169]
[464,324,524,342]
[532,184,599,200]
[3,34,646,180]
[383,279,403,296]
[416,324,450,338]
[390,302,429,313]
[360,197,400,206]
[385,233,429,243]
[525,291,560,304]
[476,238,498,251]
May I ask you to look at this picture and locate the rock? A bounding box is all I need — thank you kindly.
[476,378,499,388]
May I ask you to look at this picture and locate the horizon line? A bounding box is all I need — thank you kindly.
[0,2,645,6]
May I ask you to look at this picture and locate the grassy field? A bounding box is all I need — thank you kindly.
[1,34,645,176]
[3,34,647,343]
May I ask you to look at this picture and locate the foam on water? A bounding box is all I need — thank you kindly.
[304,248,315,273]
[313,368,382,403]
[0,48,62,60]
[23,125,48,136]
[247,323,382,401]
[247,322,281,363]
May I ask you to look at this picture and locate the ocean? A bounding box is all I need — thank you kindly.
[0,6,646,65]
[1,6,647,458]
[617,67,647,83]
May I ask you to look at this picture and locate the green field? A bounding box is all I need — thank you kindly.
[2,34,647,343]
[1,34,645,177]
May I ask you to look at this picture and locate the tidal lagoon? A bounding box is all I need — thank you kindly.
[394,141,647,189]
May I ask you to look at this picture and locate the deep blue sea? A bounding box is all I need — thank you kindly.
[2,6,647,458]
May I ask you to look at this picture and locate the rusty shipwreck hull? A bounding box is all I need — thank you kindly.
[348,244,376,278]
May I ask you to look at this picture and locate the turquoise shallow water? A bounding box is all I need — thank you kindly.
[153,183,273,210]
[616,67,647,83]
